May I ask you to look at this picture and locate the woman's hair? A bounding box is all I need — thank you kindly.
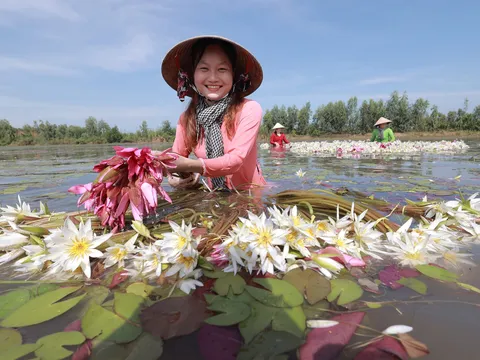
[181,39,245,152]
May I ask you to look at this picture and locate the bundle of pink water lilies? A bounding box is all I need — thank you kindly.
[68,146,177,232]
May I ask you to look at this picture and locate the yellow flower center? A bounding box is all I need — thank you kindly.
[286,230,299,244]
[317,222,328,231]
[69,238,90,258]
[112,247,127,261]
[257,230,273,247]
[292,216,301,227]
[405,252,422,261]
[335,237,345,248]
[176,236,187,250]
[179,254,195,269]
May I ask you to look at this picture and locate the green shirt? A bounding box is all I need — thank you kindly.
[370,128,395,143]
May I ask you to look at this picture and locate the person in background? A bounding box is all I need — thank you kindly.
[270,123,290,148]
[159,35,266,191]
[370,117,396,143]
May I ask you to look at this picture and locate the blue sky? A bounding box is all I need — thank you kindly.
[1,0,479,132]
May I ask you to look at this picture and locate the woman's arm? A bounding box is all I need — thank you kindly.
[270,133,277,145]
[281,134,290,144]
[388,129,396,142]
[203,100,263,177]
[370,129,377,142]
[171,114,191,157]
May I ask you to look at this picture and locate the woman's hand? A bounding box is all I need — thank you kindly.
[167,173,201,189]
[166,153,204,174]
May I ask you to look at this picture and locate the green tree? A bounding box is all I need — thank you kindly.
[138,120,150,140]
[85,116,99,137]
[0,119,16,146]
[409,98,430,131]
[286,105,298,133]
[106,125,123,143]
[297,102,311,135]
[346,96,360,133]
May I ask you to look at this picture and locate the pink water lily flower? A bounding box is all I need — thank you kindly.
[69,146,177,232]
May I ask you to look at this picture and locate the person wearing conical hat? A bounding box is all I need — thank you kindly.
[270,123,290,148]
[159,35,266,191]
[370,117,396,143]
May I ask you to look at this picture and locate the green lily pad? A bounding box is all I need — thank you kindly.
[1,286,86,327]
[364,301,383,309]
[397,277,427,295]
[238,297,277,343]
[34,284,60,297]
[302,300,330,318]
[214,274,246,296]
[82,303,142,343]
[272,306,306,338]
[18,226,50,236]
[283,268,331,305]
[2,344,40,360]
[90,341,126,360]
[84,285,110,306]
[205,298,251,326]
[0,328,22,352]
[0,289,31,319]
[415,264,458,282]
[245,278,303,307]
[198,256,215,271]
[327,279,363,306]
[34,331,85,360]
[203,269,228,278]
[126,282,154,298]
[114,292,144,323]
[236,330,304,360]
[457,282,480,294]
[125,332,164,360]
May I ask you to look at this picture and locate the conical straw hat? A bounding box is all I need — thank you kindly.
[374,117,392,126]
[272,123,285,130]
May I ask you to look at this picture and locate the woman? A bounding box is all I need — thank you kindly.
[159,35,266,191]
[370,117,396,143]
[270,123,290,148]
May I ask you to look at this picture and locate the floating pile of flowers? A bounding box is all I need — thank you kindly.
[261,140,470,157]
[68,146,177,232]
[1,192,479,293]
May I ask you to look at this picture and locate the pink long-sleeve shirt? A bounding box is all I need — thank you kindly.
[172,99,267,190]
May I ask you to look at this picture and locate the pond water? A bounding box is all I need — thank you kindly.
[1,140,480,359]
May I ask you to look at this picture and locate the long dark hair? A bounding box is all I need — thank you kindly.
[181,39,245,152]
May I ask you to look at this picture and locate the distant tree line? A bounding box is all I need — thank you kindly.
[260,90,480,137]
[0,117,175,146]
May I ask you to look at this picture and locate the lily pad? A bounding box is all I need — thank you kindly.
[125,332,164,360]
[397,277,427,295]
[34,284,60,297]
[245,278,303,307]
[214,274,246,296]
[236,330,304,360]
[2,344,40,360]
[1,286,86,327]
[0,328,22,352]
[141,295,208,340]
[90,341,125,360]
[354,336,408,360]
[114,292,144,323]
[457,282,480,294]
[327,279,363,306]
[198,324,243,360]
[82,303,142,344]
[205,298,251,326]
[203,269,229,278]
[238,297,277,343]
[0,289,31,319]
[126,282,154,298]
[415,264,458,282]
[34,331,86,360]
[272,306,306,338]
[283,268,331,305]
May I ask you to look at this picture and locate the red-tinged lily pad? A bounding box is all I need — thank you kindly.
[72,339,92,360]
[140,295,208,339]
[379,265,420,290]
[64,319,82,332]
[398,333,430,358]
[108,270,129,289]
[299,311,365,360]
[354,336,408,360]
[197,324,243,360]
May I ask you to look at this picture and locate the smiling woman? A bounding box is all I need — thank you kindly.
[159,35,267,191]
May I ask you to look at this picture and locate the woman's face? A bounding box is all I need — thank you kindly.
[194,44,234,102]
[379,123,387,129]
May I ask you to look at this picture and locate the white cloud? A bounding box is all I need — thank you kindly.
[0,0,81,21]
[0,56,79,76]
[358,76,407,85]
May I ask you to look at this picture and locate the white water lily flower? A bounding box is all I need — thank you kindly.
[46,218,112,278]
[384,231,438,267]
[135,243,166,279]
[166,247,199,278]
[177,269,203,294]
[296,169,306,178]
[459,221,480,242]
[0,195,40,222]
[307,320,339,328]
[0,248,25,265]
[382,325,413,335]
[104,233,138,268]
[310,254,344,279]
[0,230,29,251]
[213,222,250,274]
[156,219,199,262]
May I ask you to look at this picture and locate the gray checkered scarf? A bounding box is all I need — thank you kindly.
[196,95,232,190]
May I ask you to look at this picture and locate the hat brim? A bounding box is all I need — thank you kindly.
[161,35,263,98]
[374,119,392,126]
